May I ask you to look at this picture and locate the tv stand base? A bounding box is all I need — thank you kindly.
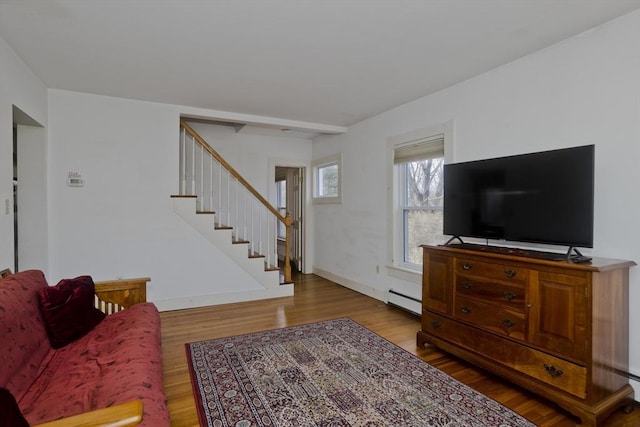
[443,235,465,245]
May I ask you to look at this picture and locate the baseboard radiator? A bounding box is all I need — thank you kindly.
[386,289,421,316]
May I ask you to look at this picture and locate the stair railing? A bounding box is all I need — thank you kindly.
[179,119,292,283]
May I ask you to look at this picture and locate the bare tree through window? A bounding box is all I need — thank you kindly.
[407,158,444,208]
[403,157,444,265]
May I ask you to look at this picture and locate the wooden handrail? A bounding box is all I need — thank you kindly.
[180,119,292,282]
[181,119,285,223]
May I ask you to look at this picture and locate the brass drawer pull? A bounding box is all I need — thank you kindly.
[543,364,564,378]
[504,269,517,278]
[463,262,473,270]
[502,318,516,328]
[430,320,441,329]
[462,281,473,289]
[503,291,516,301]
[461,306,471,314]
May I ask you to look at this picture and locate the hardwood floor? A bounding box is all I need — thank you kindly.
[160,273,638,426]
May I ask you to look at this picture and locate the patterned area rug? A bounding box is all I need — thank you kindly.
[186,318,534,427]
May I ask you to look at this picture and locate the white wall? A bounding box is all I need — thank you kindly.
[46,90,311,309]
[0,37,48,271]
[312,11,640,393]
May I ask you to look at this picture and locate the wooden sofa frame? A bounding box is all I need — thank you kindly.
[1,269,150,427]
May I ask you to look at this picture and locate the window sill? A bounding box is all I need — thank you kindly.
[386,264,421,284]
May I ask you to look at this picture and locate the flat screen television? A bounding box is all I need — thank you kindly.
[443,144,594,249]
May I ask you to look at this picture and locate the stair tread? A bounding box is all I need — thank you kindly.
[172,188,288,286]
[249,253,265,259]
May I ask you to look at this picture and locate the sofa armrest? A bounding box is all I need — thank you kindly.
[94,277,150,314]
[32,399,143,427]
[0,269,149,314]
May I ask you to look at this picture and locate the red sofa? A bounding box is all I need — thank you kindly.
[0,270,170,426]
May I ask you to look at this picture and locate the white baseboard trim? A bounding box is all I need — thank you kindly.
[153,284,293,312]
[630,378,639,402]
[312,267,387,302]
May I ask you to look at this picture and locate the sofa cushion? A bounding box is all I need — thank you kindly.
[0,270,54,402]
[38,276,106,349]
[21,303,170,427]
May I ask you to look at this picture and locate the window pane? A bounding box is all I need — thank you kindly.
[276,181,286,239]
[404,158,444,209]
[318,163,338,197]
[401,156,444,266]
[404,209,444,264]
[277,180,286,208]
[277,207,286,238]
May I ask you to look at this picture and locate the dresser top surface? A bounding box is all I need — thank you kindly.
[421,244,636,272]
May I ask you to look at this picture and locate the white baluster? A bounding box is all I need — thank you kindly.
[191,135,196,195]
[243,189,247,241]
[180,128,186,194]
[209,156,214,212]
[227,171,231,229]
[259,207,263,256]
[267,210,271,268]
[218,163,222,226]
[200,144,204,210]
[250,198,254,255]
[235,179,239,238]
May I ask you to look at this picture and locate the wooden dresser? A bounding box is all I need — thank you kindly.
[417,244,636,426]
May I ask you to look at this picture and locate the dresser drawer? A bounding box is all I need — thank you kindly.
[422,311,587,398]
[454,296,525,341]
[455,257,528,284]
[456,276,525,311]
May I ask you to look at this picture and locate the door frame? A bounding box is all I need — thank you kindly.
[12,106,47,273]
[269,157,310,274]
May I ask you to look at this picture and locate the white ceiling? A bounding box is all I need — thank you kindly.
[1,0,638,133]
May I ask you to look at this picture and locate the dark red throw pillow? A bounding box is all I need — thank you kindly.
[38,276,106,349]
[0,387,30,427]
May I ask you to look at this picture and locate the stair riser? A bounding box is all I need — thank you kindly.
[172,198,280,289]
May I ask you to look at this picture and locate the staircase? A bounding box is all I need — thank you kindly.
[173,119,293,294]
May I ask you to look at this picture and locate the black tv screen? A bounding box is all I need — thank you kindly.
[443,145,594,248]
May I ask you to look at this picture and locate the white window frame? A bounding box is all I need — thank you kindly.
[312,153,342,204]
[386,121,454,281]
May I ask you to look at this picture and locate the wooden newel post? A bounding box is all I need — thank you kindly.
[283,212,292,283]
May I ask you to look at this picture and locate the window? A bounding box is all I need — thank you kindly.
[388,123,451,272]
[276,179,286,239]
[397,148,444,266]
[312,153,342,204]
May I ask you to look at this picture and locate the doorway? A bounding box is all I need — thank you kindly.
[12,105,47,273]
[275,166,305,273]
[12,125,18,272]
